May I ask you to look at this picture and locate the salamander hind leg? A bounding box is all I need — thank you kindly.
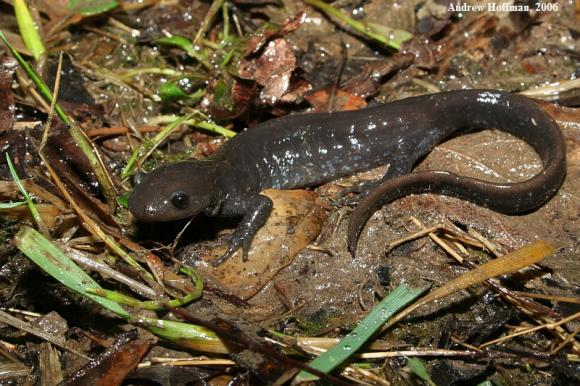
[381,156,414,181]
[334,157,414,206]
[212,194,273,266]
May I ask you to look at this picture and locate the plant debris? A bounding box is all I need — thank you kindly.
[0,0,578,384]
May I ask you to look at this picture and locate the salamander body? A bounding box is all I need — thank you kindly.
[128,90,566,264]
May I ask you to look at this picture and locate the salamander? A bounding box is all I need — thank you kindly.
[128,90,566,264]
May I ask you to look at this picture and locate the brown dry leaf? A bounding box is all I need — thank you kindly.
[341,53,415,98]
[239,38,297,104]
[196,189,327,299]
[243,13,304,56]
[0,204,63,228]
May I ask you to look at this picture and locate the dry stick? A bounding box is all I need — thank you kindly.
[141,357,235,366]
[0,310,90,360]
[468,228,502,256]
[410,217,464,262]
[479,311,580,349]
[450,336,482,352]
[386,221,483,253]
[86,126,159,137]
[14,69,51,111]
[343,366,390,386]
[513,291,580,305]
[550,326,580,355]
[359,349,479,359]
[385,224,444,251]
[38,52,62,154]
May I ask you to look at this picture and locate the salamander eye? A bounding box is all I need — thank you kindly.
[170,191,190,209]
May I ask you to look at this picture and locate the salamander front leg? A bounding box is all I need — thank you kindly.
[212,194,273,266]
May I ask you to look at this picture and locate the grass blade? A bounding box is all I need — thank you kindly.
[303,0,413,50]
[14,226,130,318]
[0,201,26,209]
[68,0,118,15]
[406,356,437,386]
[123,113,194,178]
[295,284,426,382]
[6,153,47,235]
[156,36,212,70]
[13,0,45,61]
[14,226,229,353]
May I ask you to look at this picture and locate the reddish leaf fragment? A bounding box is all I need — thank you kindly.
[305,89,367,113]
[278,77,312,103]
[62,330,151,386]
[239,38,295,84]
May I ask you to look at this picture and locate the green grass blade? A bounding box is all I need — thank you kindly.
[14,226,130,318]
[0,32,66,123]
[87,266,204,310]
[6,153,47,234]
[13,0,45,61]
[14,226,228,353]
[68,0,119,15]
[295,284,427,382]
[0,201,26,209]
[122,113,194,178]
[303,0,413,50]
[138,318,227,353]
[193,0,225,45]
[406,356,437,386]
[150,115,236,138]
[156,36,212,70]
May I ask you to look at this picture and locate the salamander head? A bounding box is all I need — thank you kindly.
[128,162,220,223]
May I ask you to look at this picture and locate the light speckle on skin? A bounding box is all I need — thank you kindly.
[476,91,501,104]
[531,118,537,126]
[145,204,157,215]
[349,136,361,150]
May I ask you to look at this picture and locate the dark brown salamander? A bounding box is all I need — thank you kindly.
[128,90,566,264]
